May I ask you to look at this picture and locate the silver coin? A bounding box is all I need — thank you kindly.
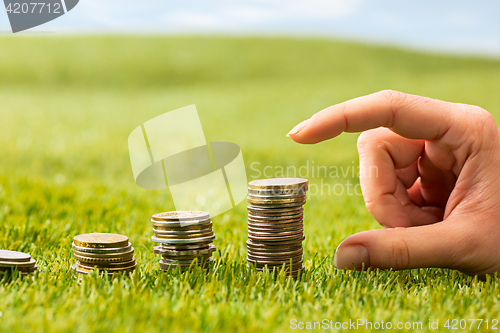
[160,257,212,265]
[0,250,31,263]
[154,244,216,256]
[151,219,212,228]
[71,242,132,254]
[152,222,212,231]
[152,211,210,221]
[247,196,306,205]
[152,234,216,245]
[248,178,308,190]
[159,243,212,251]
[152,227,213,236]
[73,247,134,258]
[248,187,307,197]
[248,202,305,209]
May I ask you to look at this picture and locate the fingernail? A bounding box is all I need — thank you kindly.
[333,245,370,270]
[286,118,311,137]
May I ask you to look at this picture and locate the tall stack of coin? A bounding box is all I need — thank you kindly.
[246,178,308,279]
[151,211,216,272]
[72,233,137,275]
[0,250,38,276]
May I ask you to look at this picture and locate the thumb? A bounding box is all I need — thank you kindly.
[333,220,467,271]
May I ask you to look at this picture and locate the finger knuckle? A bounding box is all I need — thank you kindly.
[357,128,388,150]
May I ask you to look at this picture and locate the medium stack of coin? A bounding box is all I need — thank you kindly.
[246,178,308,279]
[0,250,38,276]
[71,233,137,275]
[151,211,216,272]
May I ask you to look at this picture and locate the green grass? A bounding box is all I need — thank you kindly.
[0,35,500,333]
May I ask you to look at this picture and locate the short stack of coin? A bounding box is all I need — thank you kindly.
[72,233,137,276]
[0,250,38,276]
[246,178,308,279]
[151,211,216,272]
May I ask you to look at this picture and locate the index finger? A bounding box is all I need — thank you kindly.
[289,90,458,144]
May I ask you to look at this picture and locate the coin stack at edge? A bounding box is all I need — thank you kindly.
[246,178,308,279]
[151,211,216,272]
[0,250,38,276]
[72,233,137,276]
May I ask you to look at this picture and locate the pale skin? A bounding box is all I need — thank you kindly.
[287,90,500,277]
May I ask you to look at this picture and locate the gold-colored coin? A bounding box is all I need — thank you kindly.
[247,196,306,205]
[152,211,210,221]
[74,233,129,248]
[74,254,134,264]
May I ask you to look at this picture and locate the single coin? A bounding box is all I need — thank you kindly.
[74,233,129,249]
[247,196,306,205]
[152,211,210,221]
[73,248,134,259]
[248,233,304,242]
[248,225,303,234]
[247,193,306,200]
[248,178,308,190]
[159,258,212,269]
[247,248,303,258]
[248,213,303,221]
[248,216,303,224]
[78,260,137,271]
[248,228,303,237]
[153,231,214,240]
[151,218,212,228]
[159,243,212,251]
[152,235,216,245]
[72,242,132,254]
[152,228,213,236]
[247,239,302,252]
[0,265,38,273]
[152,222,212,231]
[73,263,135,275]
[78,258,136,268]
[0,258,36,268]
[160,253,213,261]
[0,250,31,263]
[154,244,216,256]
[246,237,305,248]
[74,253,134,264]
[160,257,212,265]
[248,202,305,209]
[247,253,303,262]
[248,188,307,197]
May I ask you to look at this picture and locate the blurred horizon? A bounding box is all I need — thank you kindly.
[1,0,499,57]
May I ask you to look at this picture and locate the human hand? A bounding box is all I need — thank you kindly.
[287,90,500,277]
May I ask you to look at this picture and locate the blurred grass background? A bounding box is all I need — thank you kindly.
[0,36,500,332]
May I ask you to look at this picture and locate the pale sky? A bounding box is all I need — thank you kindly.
[1,0,499,56]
